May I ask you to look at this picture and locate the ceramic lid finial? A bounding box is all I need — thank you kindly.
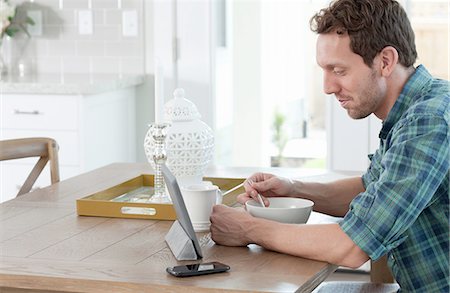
[173,88,185,99]
[164,88,201,121]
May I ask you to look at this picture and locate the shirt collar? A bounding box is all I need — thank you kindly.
[379,65,432,139]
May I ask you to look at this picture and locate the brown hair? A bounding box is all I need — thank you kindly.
[310,0,417,67]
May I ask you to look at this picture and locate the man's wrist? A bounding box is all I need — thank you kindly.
[291,179,307,198]
[246,217,277,246]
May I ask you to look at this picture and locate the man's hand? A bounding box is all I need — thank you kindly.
[210,205,256,246]
[238,173,295,205]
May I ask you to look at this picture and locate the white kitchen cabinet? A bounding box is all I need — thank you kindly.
[0,85,138,202]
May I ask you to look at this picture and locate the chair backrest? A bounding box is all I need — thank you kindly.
[0,137,60,197]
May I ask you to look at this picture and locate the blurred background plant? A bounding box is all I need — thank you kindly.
[0,0,34,39]
[272,109,288,167]
[0,0,34,76]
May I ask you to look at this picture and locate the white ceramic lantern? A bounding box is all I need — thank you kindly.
[163,88,214,187]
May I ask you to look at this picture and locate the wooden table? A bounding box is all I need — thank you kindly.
[0,163,339,293]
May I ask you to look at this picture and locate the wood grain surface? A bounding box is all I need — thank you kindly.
[0,163,338,292]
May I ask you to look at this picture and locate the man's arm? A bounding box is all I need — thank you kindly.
[210,205,369,268]
[255,221,369,268]
[291,177,365,217]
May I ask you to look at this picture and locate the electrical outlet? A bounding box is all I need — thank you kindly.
[27,10,42,36]
[78,10,93,35]
[122,10,138,37]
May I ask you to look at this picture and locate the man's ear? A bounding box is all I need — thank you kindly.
[379,46,399,77]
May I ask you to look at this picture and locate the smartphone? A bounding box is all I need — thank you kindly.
[166,261,230,277]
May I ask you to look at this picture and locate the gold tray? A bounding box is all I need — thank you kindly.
[76,174,245,220]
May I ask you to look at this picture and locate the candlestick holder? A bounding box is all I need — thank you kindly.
[143,122,172,203]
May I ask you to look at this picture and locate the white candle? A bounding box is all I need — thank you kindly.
[154,58,164,123]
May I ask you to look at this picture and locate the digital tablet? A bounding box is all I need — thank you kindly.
[161,164,203,259]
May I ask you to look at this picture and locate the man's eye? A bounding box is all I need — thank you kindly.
[333,69,344,75]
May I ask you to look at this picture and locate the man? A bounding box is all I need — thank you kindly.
[210,0,449,292]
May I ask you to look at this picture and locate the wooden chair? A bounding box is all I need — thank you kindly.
[0,137,60,197]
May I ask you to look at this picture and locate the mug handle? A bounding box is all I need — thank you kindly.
[216,189,223,204]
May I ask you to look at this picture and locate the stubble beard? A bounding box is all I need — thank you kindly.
[346,70,382,120]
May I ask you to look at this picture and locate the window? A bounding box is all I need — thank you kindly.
[405,0,449,79]
[213,0,328,169]
[212,0,448,170]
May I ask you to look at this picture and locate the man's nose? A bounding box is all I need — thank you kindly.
[323,73,339,95]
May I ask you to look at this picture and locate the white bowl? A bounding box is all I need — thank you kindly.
[245,197,314,224]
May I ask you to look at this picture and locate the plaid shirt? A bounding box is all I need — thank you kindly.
[340,65,449,292]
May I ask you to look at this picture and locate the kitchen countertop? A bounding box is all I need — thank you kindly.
[0,73,145,95]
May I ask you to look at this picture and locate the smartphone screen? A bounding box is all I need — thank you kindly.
[166,261,230,277]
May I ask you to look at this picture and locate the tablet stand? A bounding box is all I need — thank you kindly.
[161,164,202,260]
[165,220,200,260]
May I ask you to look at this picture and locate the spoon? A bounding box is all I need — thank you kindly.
[246,178,265,208]
[221,181,245,197]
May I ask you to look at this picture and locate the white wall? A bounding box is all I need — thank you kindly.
[9,0,145,75]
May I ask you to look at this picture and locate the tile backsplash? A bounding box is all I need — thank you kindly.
[5,0,144,75]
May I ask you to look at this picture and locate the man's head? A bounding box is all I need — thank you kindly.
[310,0,417,120]
[310,0,417,68]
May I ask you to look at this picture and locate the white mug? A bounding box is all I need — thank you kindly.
[180,183,222,232]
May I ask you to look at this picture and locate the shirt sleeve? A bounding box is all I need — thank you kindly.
[340,115,449,261]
